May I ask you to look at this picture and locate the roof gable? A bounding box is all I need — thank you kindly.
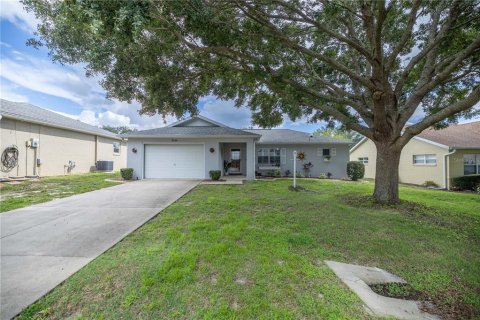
[169,115,225,128]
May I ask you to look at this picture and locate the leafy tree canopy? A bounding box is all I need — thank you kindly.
[23,0,480,203]
[313,125,363,143]
[102,125,136,135]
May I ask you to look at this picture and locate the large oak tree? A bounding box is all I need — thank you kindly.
[24,0,480,203]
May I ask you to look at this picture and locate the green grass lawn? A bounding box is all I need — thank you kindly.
[0,172,121,213]
[19,180,480,319]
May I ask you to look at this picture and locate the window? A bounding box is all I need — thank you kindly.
[322,148,330,156]
[358,157,369,164]
[113,141,120,154]
[257,148,280,166]
[464,154,480,175]
[231,149,240,160]
[413,154,436,165]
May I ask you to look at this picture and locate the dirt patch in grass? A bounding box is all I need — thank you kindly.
[288,185,306,191]
[426,286,480,320]
[369,282,478,319]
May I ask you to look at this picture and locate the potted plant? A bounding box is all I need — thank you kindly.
[323,155,331,162]
[223,160,231,175]
[303,162,314,177]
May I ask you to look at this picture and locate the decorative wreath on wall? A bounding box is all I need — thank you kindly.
[297,151,306,161]
[1,145,19,172]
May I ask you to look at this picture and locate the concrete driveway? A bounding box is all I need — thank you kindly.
[0,180,199,320]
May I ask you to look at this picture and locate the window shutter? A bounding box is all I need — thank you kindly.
[331,148,336,156]
[281,148,286,164]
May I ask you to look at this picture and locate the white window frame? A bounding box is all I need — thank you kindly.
[358,157,369,164]
[413,154,437,165]
[280,148,286,164]
[257,148,281,166]
[113,141,121,155]
[463,154,480,175]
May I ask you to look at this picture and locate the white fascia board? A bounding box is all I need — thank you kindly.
[349,137,368,153]
[412,136,450,149]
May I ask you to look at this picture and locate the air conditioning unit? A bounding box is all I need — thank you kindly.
[30,138,39,148]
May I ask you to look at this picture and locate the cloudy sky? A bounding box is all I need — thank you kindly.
[0,1,477,132]
[0,0,323,132]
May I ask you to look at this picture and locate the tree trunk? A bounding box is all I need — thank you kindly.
[373,144,402,204]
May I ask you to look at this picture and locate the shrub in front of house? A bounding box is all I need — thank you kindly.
[296,171,305,178]
[451,175,480,191]
[347,161,365,181]
[423,180,439,188]
[266,169,281,177]
[318,173,327,179]
[209,170,221,180]
[120,168,134,180]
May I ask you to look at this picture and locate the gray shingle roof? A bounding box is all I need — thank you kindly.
[244,129,352,145]
[123,126,260,138]
[0,99,120,139]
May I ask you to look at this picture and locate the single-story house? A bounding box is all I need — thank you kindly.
[0,99,126,178]
[350,121,480,189]
[124,115,351,180]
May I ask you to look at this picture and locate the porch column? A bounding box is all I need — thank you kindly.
[246,140,255,180]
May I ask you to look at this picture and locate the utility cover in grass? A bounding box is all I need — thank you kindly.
[325,260,439,320]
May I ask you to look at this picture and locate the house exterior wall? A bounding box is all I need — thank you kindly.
[350,137,449,187]
[126,137,256,180]
[256,144,350,178]
[96,136,127,171]
[0,117,125,177]
[448,149,480,180]
[349,139,377,179]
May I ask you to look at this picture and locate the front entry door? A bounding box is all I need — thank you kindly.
[230,149,241,173]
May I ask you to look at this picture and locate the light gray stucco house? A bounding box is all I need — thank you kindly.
[124,115,351,180]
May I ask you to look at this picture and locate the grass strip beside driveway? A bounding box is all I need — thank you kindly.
[0,172,121,213]
[19,179,480,319]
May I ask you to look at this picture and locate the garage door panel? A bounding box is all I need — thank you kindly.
[145,144,204,179]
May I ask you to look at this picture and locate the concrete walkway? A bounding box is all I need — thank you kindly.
[0,180,198,320]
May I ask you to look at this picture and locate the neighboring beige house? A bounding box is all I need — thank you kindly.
[0,99,126,178]
[350,121,480,189]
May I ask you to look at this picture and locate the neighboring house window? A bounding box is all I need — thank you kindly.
[322,148,330,156]
[113,141,120,154]
[463,154,480,175]
[358,157,369,164]
[257,148,280,166]
[413,154,436,165]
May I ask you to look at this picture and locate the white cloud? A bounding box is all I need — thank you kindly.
[0,57,103,105]
[0,82,29,102]
[0,0,40,33]
[0,41,12,48]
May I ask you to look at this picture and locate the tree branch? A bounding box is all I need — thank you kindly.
[384,0,422,72]
[398,85,480,146]
[232,0,377,90]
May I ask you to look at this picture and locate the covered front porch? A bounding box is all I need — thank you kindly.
[220,142,248,176]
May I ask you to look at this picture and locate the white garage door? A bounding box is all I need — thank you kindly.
[144,144,205,179]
